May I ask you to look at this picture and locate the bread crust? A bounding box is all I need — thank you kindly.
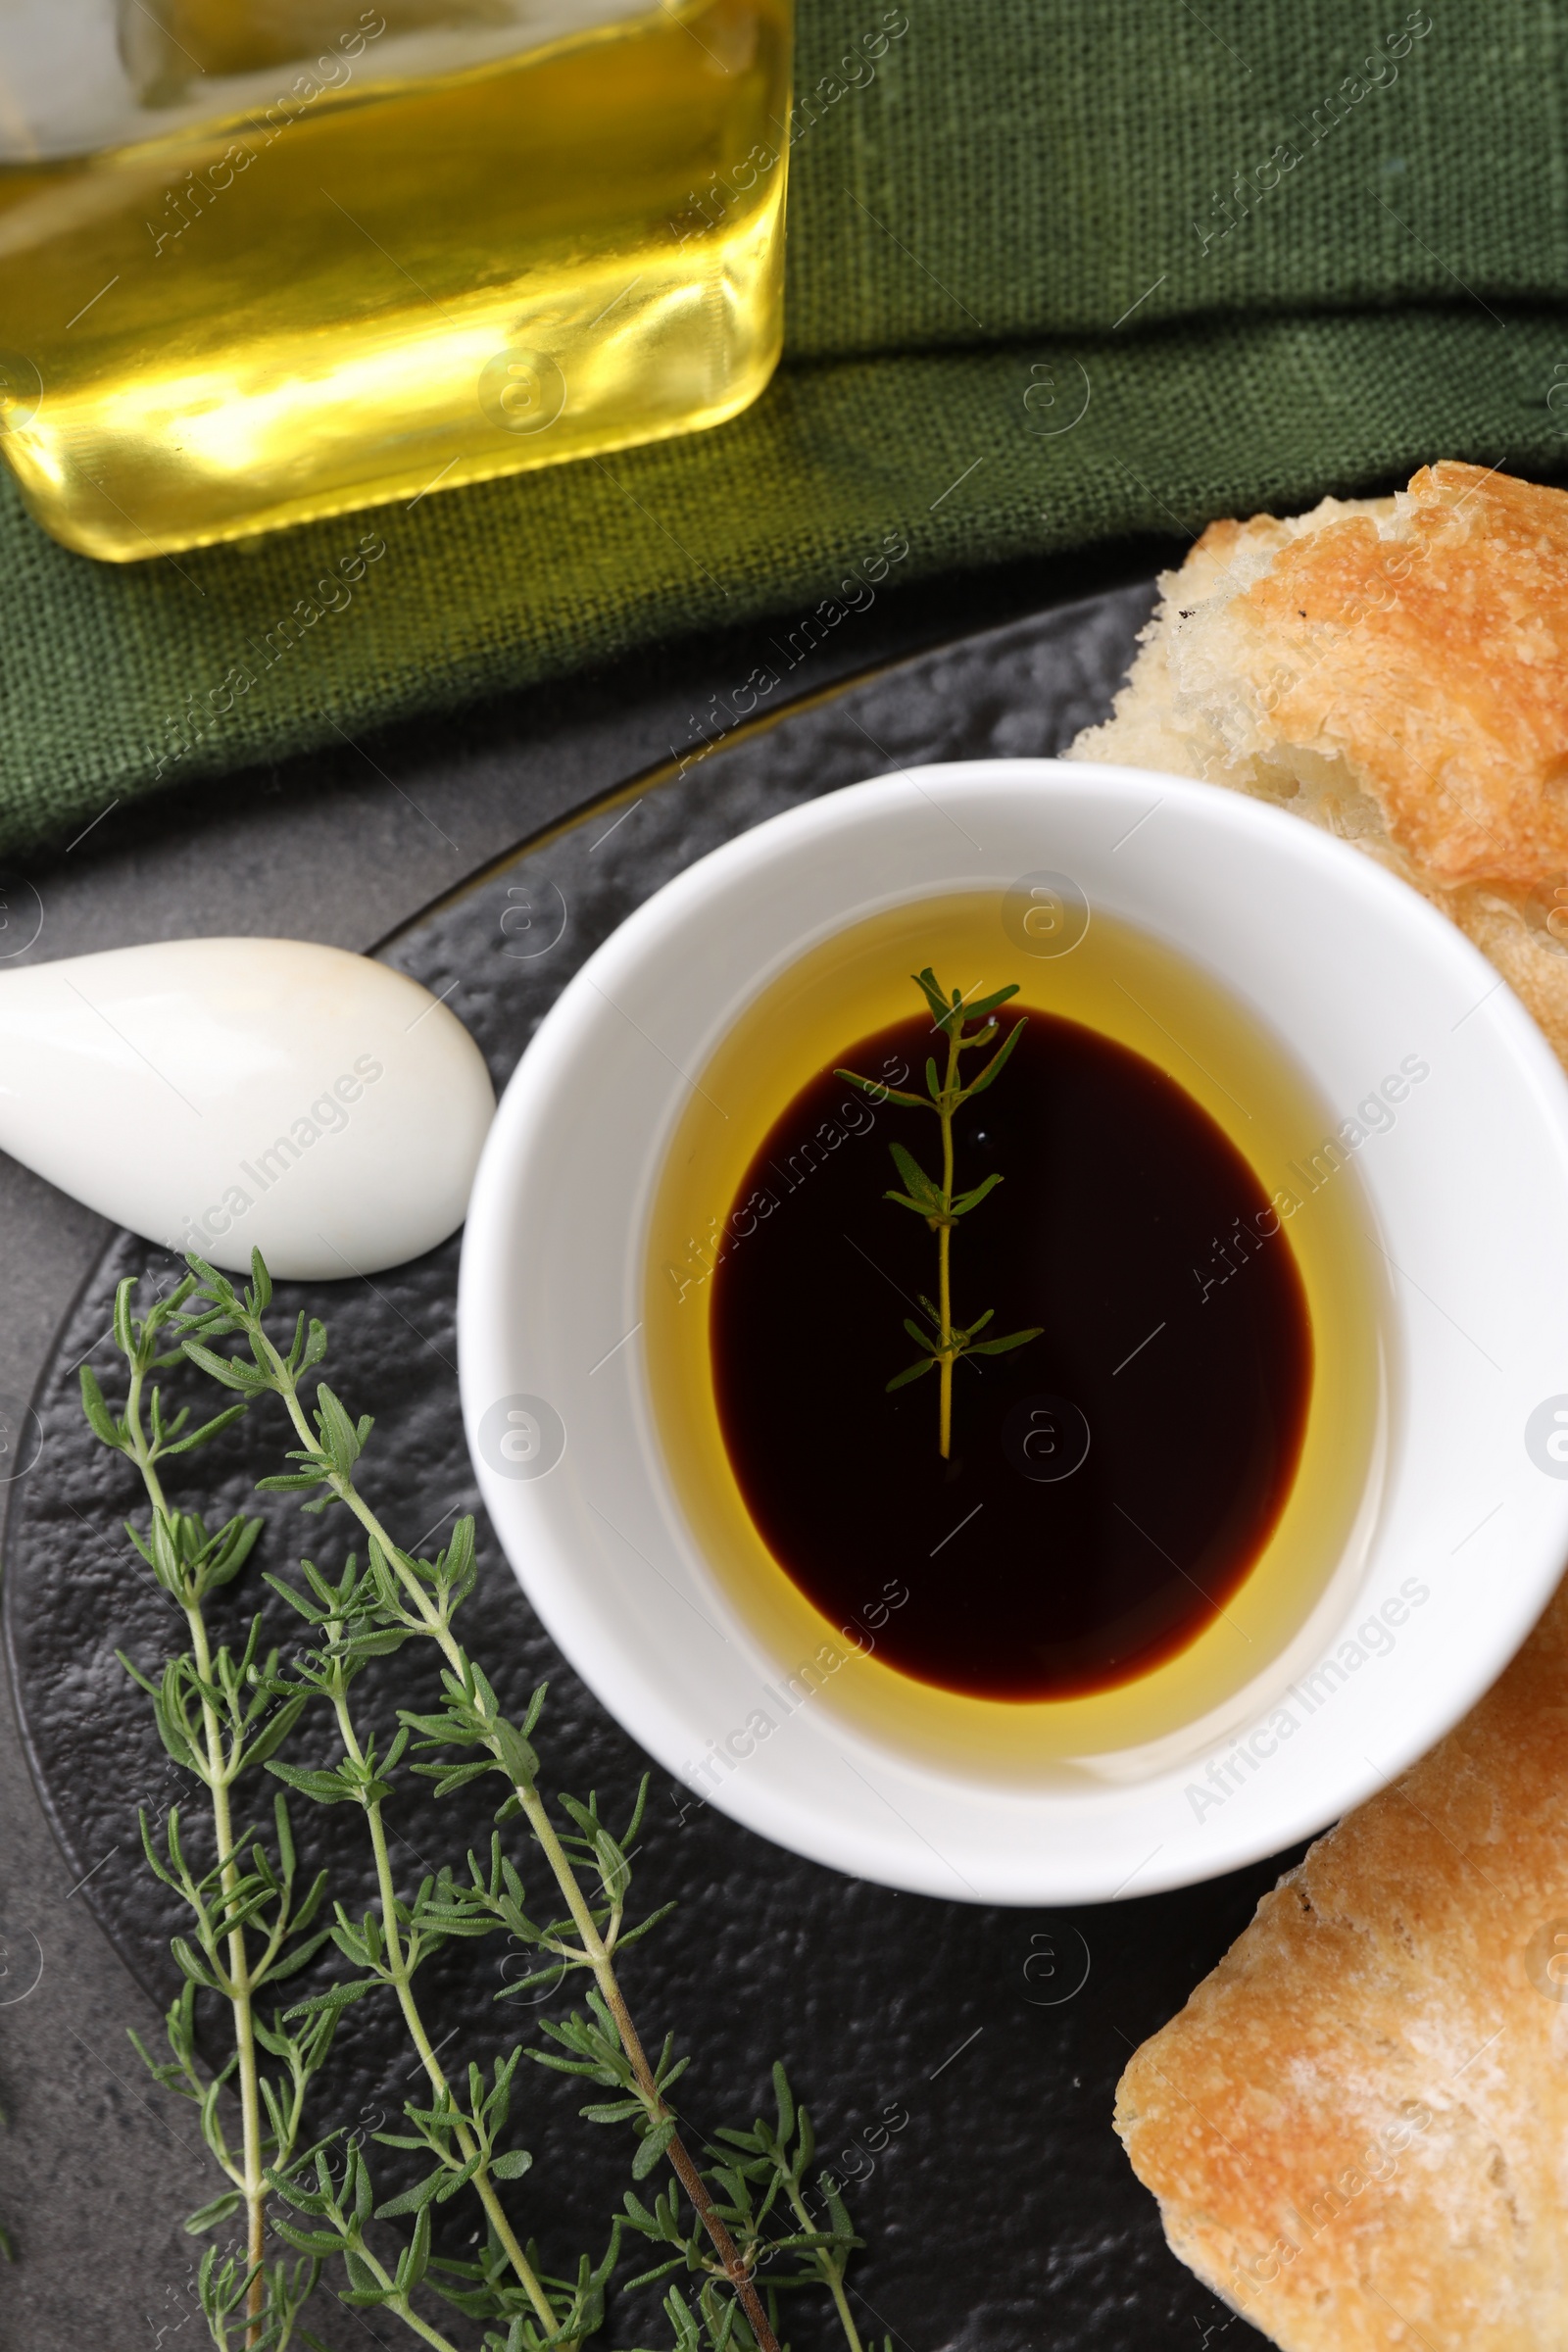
[1068,464,1568,1070]
[1115,1573,1568,2351]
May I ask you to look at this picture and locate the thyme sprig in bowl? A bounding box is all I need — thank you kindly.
[838,965,1041,1456]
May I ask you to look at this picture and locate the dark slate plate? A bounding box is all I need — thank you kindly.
[4,583,1285,2352]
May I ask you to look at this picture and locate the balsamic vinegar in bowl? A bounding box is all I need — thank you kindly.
[712,1004,1312,1702]
[644,891,1388,1776]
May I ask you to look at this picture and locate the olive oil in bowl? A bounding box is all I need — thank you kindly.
[645,892,1390,1780]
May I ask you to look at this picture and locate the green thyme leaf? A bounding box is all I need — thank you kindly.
[959,1013,1028,1100]
[834,1066,929,1112]
[950,1172,1004,1215]
[960,982,1021,1022]
[966,1325,1045,1355]
[183,2189,245,2235]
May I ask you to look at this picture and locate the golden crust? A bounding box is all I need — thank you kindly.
[1115,1573,1568,2351]
[1228,464,1568,889]
[1066,463,1568,1078]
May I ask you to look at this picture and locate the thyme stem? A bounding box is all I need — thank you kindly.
[520,1800,777,2352]
[779,2175,864,2352]
[936,1016,958,1459]
[325,1677,561,2338]
[387,2300,465,2352]
[123,1355,269,2348]
[253,1325,783,2352]
[331,2223,465,2352]
[840,966,1042,1457]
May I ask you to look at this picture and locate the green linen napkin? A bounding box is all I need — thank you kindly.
[3,0,1566,854]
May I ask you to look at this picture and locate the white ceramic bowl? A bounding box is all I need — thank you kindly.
[458,760,1568,1903]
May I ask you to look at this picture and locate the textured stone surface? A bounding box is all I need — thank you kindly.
[4,579,1285,2349]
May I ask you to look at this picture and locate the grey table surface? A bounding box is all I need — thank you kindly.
[0,542,1175,2352]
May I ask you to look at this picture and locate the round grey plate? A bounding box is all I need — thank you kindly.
[5,583,1283,2352]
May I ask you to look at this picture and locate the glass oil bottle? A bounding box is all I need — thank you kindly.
[0,0,793,559]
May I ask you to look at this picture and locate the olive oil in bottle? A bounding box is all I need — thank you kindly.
[0,0,792,559]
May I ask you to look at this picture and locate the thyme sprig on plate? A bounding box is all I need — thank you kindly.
[839,966,1043,1456]
[97,1248,893,2352]
[82,1276,334,2350]
[257,1549,586,2346]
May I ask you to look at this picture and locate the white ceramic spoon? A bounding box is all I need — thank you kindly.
[0,938,495,1278]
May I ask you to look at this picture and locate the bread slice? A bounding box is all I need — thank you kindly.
[1068,463,1568,1067]
[1114,1570,1568,2351]
[1090,465,1568,2344]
